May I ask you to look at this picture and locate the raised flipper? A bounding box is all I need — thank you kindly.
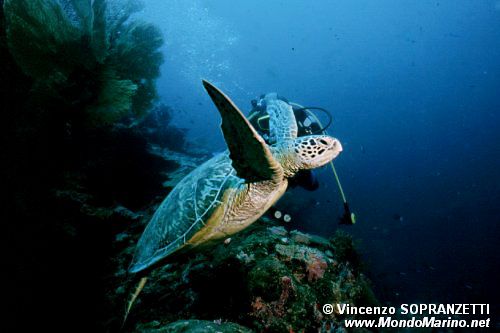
[202,80,283,183]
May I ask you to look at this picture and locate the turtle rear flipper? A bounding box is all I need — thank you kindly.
[203,80,283,183]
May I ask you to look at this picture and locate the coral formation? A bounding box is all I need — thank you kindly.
[3,0,163,124]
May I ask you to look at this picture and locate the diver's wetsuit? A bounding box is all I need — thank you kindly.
[249,95,319,191]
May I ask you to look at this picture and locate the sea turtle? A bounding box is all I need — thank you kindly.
[129,80,342,274]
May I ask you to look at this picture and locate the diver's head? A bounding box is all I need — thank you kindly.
[293,135,342,170]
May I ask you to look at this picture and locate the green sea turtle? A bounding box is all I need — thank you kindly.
[129,80,342,274]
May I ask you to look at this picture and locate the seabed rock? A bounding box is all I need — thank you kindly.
[113,218,379,332]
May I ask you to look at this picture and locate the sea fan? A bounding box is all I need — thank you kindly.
[3,0,164,124]
[108,20,163,116]
[86,68,138,125]
[3,0,84,83]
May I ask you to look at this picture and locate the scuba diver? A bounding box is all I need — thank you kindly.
[248,93,356,225]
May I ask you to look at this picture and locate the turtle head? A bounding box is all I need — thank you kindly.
[292,135,342,170]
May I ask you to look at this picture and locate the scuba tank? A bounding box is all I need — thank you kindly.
[248,94,356,225]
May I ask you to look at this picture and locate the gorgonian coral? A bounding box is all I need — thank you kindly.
[3,0,163,124]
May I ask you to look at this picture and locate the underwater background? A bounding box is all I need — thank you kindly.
[2,0,499,332]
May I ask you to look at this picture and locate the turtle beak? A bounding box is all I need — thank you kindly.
[327,139,342,161]
[331,139,342,153]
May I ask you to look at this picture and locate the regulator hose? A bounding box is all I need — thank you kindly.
[293,106,333,134]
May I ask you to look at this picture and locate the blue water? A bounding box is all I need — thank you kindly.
[144,0,499,310]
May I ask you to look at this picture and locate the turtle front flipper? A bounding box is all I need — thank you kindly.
[203,80,283,183]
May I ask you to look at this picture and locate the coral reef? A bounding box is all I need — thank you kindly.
[110,219,378,332]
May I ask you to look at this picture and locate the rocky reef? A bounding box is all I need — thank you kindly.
[109,216,378,332]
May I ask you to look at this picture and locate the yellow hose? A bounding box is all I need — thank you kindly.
[292,104,346,202]
[252,101,355,224]
[293,103,356,224]
[329,160,347,204]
